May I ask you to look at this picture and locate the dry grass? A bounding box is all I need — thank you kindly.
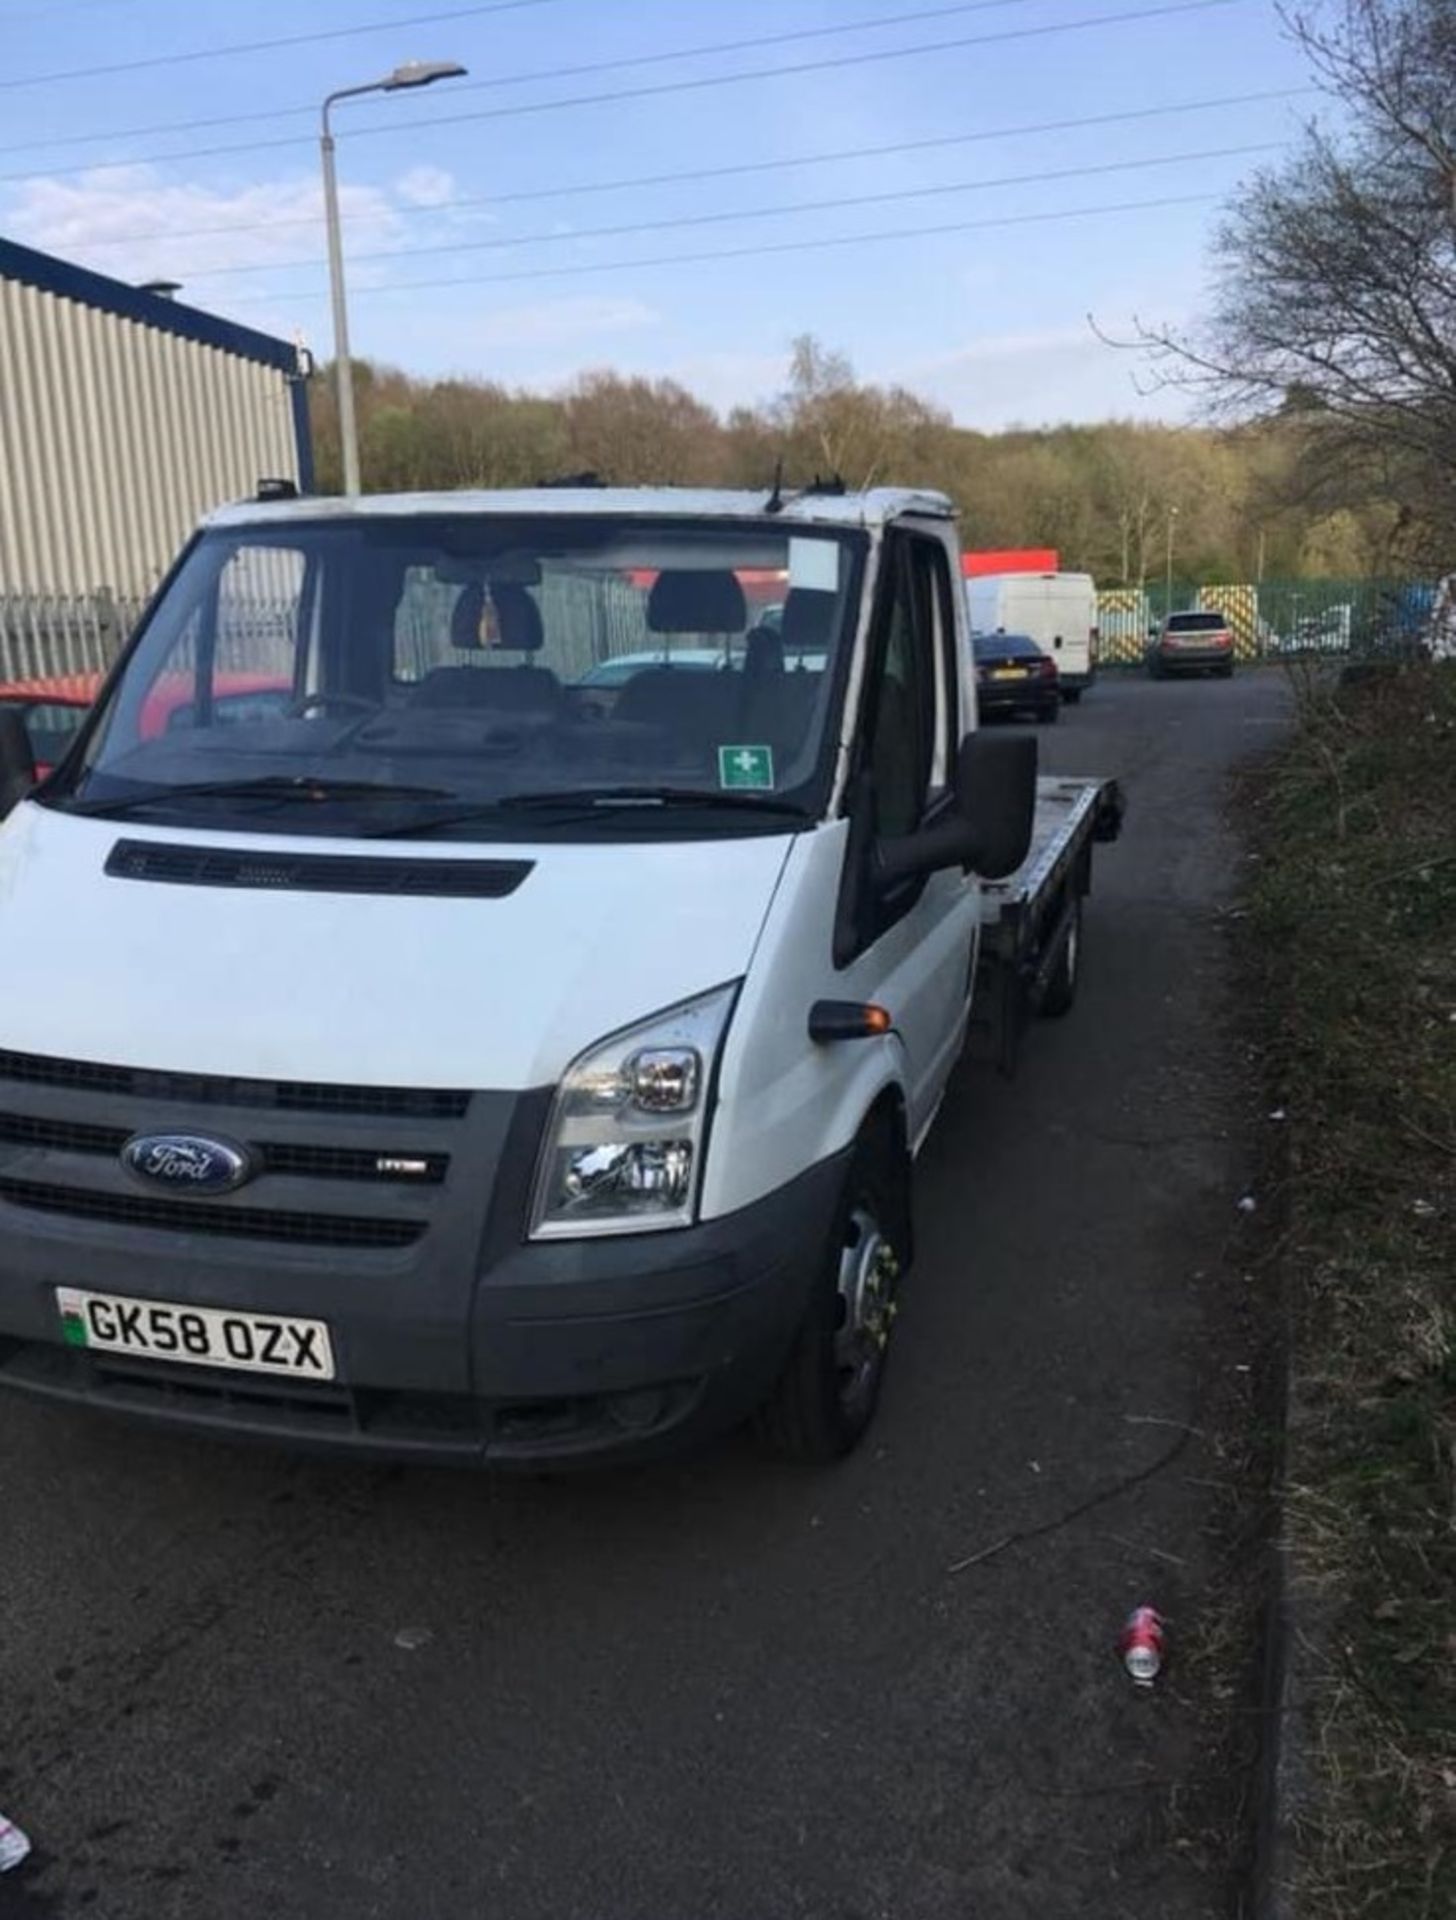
[1246,661,1456,1917]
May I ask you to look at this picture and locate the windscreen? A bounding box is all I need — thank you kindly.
[59,515,862,838]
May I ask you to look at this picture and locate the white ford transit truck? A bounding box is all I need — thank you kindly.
[0,485,1120,1466]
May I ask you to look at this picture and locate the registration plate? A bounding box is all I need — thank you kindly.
[990,667,1029,681]
[56,1288,335,1380]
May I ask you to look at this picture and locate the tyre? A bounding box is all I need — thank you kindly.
[1062,687,1083,706]
[1148,660,1164,680]
[1038,897,1082,1019]
[1037,698,1060,725]
[1218,662,1235,678]
[755,1122,908,1463]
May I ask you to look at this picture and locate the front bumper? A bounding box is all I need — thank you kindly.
[0,1146,847,1467]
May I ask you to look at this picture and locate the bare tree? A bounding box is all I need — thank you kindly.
[1135,0,1456,562]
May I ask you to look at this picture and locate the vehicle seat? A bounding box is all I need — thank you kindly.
[612,568,747,756]
[613,667,735,755]
[736,591,831,759]
[413,582,562,716]
[737,624,784,739]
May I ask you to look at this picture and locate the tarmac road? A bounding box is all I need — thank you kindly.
[0,670,1292,1920]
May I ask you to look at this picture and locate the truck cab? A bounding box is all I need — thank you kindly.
[0,486,1065,1467]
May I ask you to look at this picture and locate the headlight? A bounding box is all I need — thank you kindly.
[529,983,738,1239]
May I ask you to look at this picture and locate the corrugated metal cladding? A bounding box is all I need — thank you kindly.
[0,237,312,600]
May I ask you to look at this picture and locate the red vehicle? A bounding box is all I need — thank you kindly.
[0,674,100,778]
[0,670,296,779]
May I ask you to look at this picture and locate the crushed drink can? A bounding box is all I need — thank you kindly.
[0,1811,30,1872]
[1119,1606,1166,1687]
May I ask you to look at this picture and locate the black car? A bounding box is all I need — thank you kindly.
[972,630,1060,724]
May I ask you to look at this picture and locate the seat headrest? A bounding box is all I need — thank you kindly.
[449,582,545,653]
[489,582,544,654]
[780,589,837,657]
[647,569,746,635]
[450,583,486,651]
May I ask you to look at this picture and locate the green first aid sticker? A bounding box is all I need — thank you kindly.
[718,745,775,791]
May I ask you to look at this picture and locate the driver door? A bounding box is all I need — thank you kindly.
[841,528,980,1143]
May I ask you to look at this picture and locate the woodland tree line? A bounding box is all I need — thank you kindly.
[307,334,1410,589]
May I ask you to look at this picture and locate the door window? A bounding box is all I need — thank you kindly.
[862,534,956,836]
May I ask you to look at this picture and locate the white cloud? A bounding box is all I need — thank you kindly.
[892,325,1190,430]
[0,163,469,294]
[470,294,661,351]
[395,165,455,209]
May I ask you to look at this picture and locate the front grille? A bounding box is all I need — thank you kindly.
[106,839,533,900]
[0,1048,470,1120]
[0,1112,448,1184]
[0,1177,423,1249]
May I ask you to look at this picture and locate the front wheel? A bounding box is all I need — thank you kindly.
[755,1125,907,1462]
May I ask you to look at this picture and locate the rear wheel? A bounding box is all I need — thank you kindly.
[1062,687,1083,706]
[755,1123,907,1462]
[1217,662,1235,678]
[1039,897,1082,1019]
[1037,699,1060,725]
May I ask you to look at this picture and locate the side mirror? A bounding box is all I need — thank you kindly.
[875,733,1036,885]
[0,709,37,819]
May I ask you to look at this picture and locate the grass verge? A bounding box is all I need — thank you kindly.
[1246,661,1455,1916]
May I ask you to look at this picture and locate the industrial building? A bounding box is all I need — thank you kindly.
[0,236,312,680]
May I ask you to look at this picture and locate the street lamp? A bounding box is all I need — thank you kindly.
[1164,504,1180,619]
[321,59,467,496]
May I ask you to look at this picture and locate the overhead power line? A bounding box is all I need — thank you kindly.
[181,141,1280,283]
[0,0,1237,187]
[48,88,1312,255]
[0,0,1033,157]
[226,189,1220,306]
[0,0,563,92]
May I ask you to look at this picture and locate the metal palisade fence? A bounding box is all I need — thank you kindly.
[0,589,144,688]
[3,574,1446,696]
[1096,578,1437,666]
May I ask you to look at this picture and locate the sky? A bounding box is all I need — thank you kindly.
[0,0,1316,429]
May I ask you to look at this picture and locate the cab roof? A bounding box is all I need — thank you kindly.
[205,484,956,534]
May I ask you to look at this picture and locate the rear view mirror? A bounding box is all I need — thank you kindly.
[954,731,1036,878]
[874,733,1036,885]
[0,709,37,819]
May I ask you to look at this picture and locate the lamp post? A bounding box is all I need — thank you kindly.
[1164,504,1180,620]
[321,59,466,495]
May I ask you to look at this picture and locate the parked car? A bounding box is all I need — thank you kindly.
[579,647,738,687]
[1148,611,1235,678]
[0,675,98,777]
[972,630,1060,724]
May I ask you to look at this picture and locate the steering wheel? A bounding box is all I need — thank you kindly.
[290,692,378,719]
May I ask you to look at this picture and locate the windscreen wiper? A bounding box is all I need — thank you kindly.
[364,785,811,838]
[61,775,456,819]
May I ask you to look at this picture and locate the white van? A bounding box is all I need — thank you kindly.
[967,571,1098,701]
[0,487,1119,1467]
